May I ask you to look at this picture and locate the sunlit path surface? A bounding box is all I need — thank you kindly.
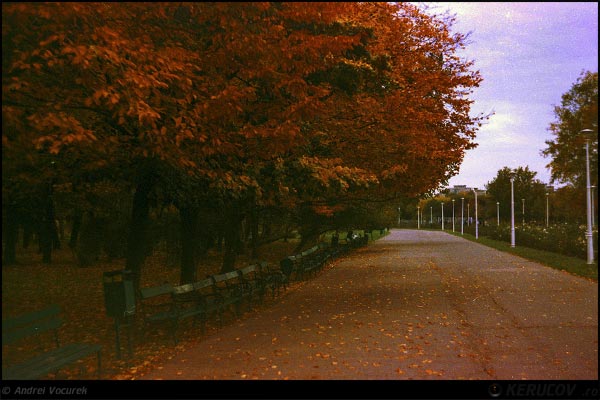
[141,229,598,380]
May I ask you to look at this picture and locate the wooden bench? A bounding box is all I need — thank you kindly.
[138,259,301,345]
[328,234,345,258]
[360,234,369,246]
[258,261,288,297]
[2,304,102,380]
[237,264,266,306]
[280,254,303,281]
[139,283,210,344]
[316,243,332,272]
[346,234,358,248]
[346,233,368,249]
[300,246,321,279]
[208,270,248,317]
[190,278,226,332]
[280,242,339,282]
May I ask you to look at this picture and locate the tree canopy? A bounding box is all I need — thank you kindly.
[542,70,598,188]
[485,166,548,222]
[3,2,485,278]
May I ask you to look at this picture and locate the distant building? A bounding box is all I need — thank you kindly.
[445,185,486,195]
[447,185,468,194]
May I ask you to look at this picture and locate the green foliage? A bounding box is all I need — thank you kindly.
[485,166,549,222]
[549,185,589,224]
[482,223,598,260]
[542,70,598,188]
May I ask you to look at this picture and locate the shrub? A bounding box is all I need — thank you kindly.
[481,222,597,260]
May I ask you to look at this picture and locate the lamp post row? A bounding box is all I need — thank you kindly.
[496,202,500,226]
[452,199,455,232]
[461,198,464,235]
[415,132,594,263]
[473,189,478,239]
[582,129,594,264]
[510,176,515,247]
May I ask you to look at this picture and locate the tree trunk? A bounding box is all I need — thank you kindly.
[40,196,57,264]
[69,210,82,249]
[76,212,103,267]
[52,219,61,250]
[262,217,271,241]
[249,205,259,259]
[294,225,319,253]
[221,224,237,273]
[233,215,244,257]
[165,215,180,268]
[23,219,33,249]
[3,203,19,265]
[215,225,224,252]
[220,210,242,273]
[126,173,155,291]
[196,228,210,258]
[179,205,198,284]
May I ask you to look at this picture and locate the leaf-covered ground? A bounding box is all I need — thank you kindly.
[3,230,597,381]
[1,239,300,380]
[138,230,598,381]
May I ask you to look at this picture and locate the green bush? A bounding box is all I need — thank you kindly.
[483,223,597,259]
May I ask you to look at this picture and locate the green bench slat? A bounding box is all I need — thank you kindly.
[140,283,174,299]
[2,317,63,345]
[2,304,60,330]
[2,305,102,380]
[139,260,294,342]
[3,343,101,380]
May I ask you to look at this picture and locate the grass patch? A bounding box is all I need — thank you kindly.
[449,231,598,281]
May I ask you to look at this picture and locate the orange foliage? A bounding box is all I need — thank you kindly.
[3,2,485,213]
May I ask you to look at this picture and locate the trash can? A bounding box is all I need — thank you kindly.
[280,257,294,278]
[103,269,135,318]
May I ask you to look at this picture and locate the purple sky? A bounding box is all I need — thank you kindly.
[417,2,598,190]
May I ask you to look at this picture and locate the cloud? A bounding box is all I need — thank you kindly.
[418,2,597,189]
[479,112,526,147]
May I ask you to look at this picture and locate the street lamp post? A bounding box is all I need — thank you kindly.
[510,176,515,247]
[452,199,455,232]
[591,186,596,228]
[467,203,470,226]
[472,189,478,239]
[522,198,525,226]
[417,206,420,230]
[441,202,444,231]
[461,197,464,235]
[581,129,594,264]
[430,206,433,225]
[546,192,549,227]
[497,202,500,226]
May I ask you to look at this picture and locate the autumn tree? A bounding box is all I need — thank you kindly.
[2,3,369,277]
[276,3,486,240]
[3,3,485,283]
[542,70,598,188]
[3,3,211,280]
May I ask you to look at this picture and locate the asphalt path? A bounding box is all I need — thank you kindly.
[140,229,598,381]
